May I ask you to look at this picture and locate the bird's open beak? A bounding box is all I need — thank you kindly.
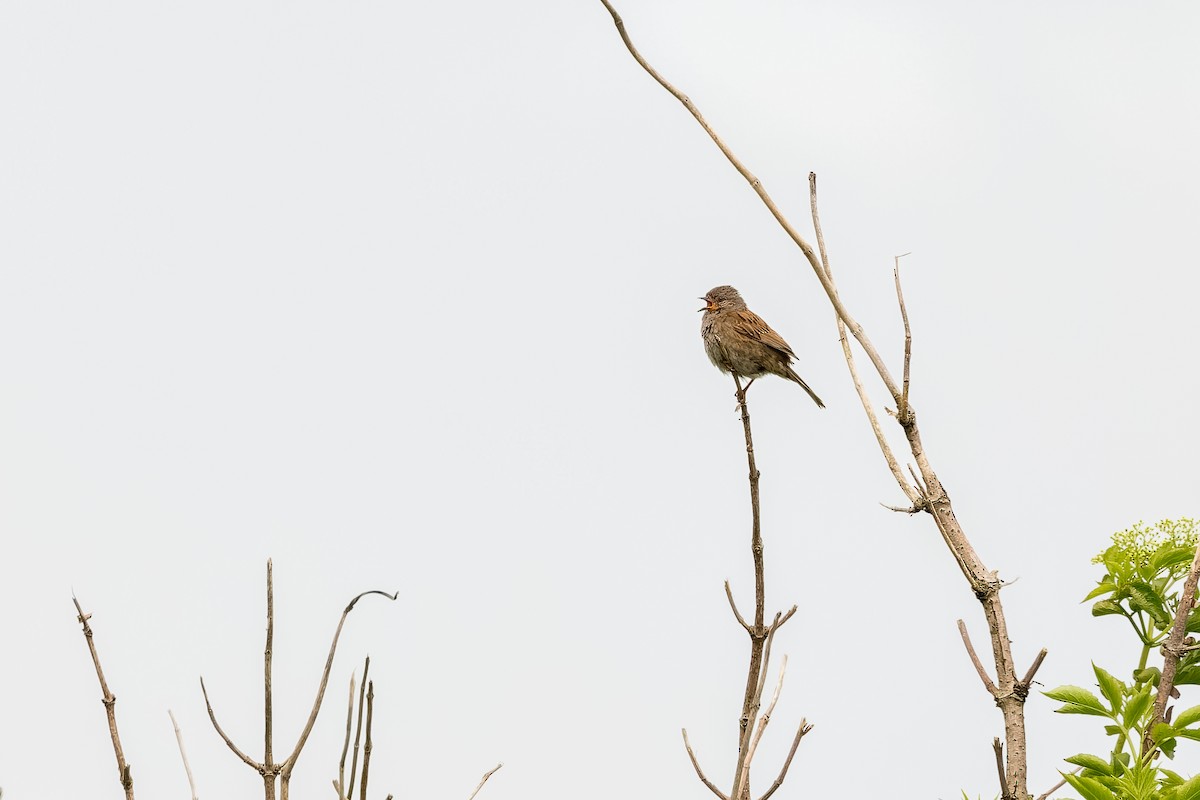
[698,297,715,312]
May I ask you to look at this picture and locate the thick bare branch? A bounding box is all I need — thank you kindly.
[72,597,136,800]
[1143,539,1200,755]
[168,710,200,800]
[466,763,504,800]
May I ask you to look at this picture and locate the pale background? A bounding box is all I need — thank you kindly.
[2,2,1198,798]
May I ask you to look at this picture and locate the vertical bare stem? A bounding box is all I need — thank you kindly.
[265,559,275,770]
[893,253,912,419]
[1143,539,1200,755]
[359,681,375,800]
[72,597,135,800]
[169,710,200,800]
[729,374,768,800]
[348,656,370,799]
[337,674,356,800]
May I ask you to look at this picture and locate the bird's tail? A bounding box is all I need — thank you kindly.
[785,366,825,408]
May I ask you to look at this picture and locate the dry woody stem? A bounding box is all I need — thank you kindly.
[200,560,397,800]
[679,374,806,800]
[596,3,1044,794]
[169,709,200,800]
[73,596,135,800]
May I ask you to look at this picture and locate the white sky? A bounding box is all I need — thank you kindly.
[2,2,1199,798]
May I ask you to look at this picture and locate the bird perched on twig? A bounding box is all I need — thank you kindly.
[700,285,825,408]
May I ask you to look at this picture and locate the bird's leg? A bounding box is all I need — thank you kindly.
[732,374,754,413]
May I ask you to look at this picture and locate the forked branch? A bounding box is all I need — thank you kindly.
[1142,538,1200,756]
[597,4,1041,793]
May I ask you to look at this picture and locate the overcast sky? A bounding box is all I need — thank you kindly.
[2,2,1199,799]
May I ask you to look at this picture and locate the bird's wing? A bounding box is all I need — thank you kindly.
[733,311,797,359]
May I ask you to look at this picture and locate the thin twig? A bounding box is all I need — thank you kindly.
[1020,649,1049,689]
[810,175,919,506]
[682,730,728,800]
[349,657,370,799]
[358,681,374,800]
[1034,767,1081,800]
[199,677,260,769]
[466,763,504,800]
[724,580,751,631]
[1143,538,1200,756]
[280,593,397,782]
[168,710,200,800]
[957,620,998,696]
[893,253,913,420]
[337,674,356,800]
[72,597,136,800]
[755,719,811,800]
[993,738,1011,800]
[744,656,788,767]
[265,560,275,771]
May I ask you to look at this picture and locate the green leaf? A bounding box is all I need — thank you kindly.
[1123,685,1153,728]
[1165,771,1200,800]
[1176,728,1200,741]
[1152,546,1196,574]
[1045,685,1111,717]
[1094,663,1125,713]
[1176,664,1200,686]
[1063,772,1117,800]
[1104,724,1124,737]
[1092,599,1128,618]
[1153,721,1178,743]
[1162,768,1185,787]
[1065,753,1113,775]
[1085,582,1119,602]
[1175,704,1200,728]
[1128,582,1173,629]
[1161,735,1177,759]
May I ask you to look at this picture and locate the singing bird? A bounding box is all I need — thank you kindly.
[700,285,825,408]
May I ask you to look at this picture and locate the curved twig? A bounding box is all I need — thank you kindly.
[199,677,260,770]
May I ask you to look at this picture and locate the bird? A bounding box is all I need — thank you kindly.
[700,285,825,408]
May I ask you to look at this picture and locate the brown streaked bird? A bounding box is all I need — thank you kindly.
[700,285,825,408]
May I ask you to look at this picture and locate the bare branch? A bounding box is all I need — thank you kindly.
[358,681,375,800]
[681,730,728,800]
[168,710,199,800]
[72,596,136,800]
[755,719,812,800]
[1143,538,1200,755]
[744,656,788,768]
[893,253,913,420]
[810,174,919,506]
[466,763,504,800]
[348,657,370,799]
[1034,767,1081,800]
[336,673,356,800]
[265,559,274,769]
[993,738,1012,800]
[1020,649,1049,689]
[724,581,751,632]
[199,676,261,770]
[957,620,998,696]
[280,591,397,778]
